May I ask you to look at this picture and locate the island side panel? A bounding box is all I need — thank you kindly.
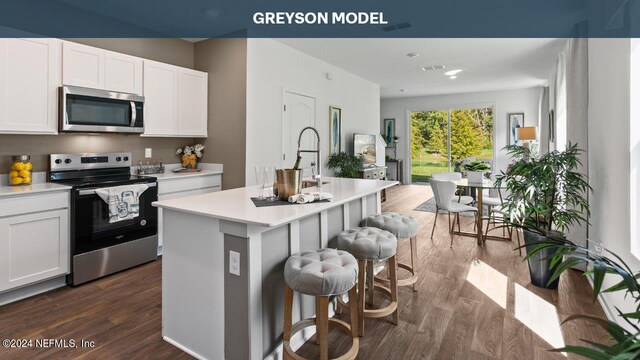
[162,209,224,360]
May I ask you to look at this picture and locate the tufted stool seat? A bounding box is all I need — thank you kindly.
[363,212,420,292]
[283,248,359,360]
[362,212,418,238]
[337,227,399,336]
[337,227,398,261]
[284,249,358,296]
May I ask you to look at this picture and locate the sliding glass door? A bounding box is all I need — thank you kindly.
[410,106,494,183]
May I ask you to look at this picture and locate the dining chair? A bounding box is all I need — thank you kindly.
[429,179,478,247]
[482,175,522,255]
[431,172,473,205]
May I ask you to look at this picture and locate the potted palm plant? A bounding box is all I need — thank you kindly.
[495,143,591,289]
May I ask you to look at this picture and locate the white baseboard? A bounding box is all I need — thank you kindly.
[163,336,209,360]
[0,276,66,306]
[586,274,618,323]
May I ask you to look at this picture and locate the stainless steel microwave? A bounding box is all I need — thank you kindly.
[59,86,144,134]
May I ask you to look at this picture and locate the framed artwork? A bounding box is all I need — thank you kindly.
[353,134,377,164]
[384,118,395,148]
[329,106,342,155]
[508,113,525,146]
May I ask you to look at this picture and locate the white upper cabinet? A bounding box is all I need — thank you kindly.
[143,62,208,138]
[104,51,143,95]
[62,42,143,95]
[143,60,179,136]
[62,42,105,89]
[178,68,208,137]
[0,38,61,134]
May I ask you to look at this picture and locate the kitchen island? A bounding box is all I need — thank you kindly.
[153,177,397,360]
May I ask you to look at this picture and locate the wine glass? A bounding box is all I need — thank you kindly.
[254,166,265,199]
[264,166,277,201]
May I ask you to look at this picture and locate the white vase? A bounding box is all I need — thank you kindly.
[467,171,484,183]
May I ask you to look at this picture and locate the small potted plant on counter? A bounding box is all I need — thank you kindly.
[176,144,205,170]
[327,152,364,178]
[495,143,591,289]
[463,160,490,182]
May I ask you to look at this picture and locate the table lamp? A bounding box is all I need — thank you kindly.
[516,126,538,157]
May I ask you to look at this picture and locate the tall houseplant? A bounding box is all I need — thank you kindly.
[495,143,591,288]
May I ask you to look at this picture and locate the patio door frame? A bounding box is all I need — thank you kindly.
[404,102,496,184]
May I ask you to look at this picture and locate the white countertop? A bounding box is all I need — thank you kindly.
[141,169,223,181]
[153,177,398,227]
[0,182,71,198]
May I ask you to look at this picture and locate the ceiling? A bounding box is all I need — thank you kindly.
[276,38,566,99]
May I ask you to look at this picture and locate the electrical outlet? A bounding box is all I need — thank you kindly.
[145,148,152,158]
[229,251,240,276]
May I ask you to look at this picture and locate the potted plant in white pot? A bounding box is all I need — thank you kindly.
[463,160,490,182]
[495,143,591,289]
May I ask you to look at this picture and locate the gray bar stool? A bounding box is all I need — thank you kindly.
[337,227,398,336]
[283,248,359,360]
[362,212,419,291]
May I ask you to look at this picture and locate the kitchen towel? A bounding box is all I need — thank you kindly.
[288,192,334,204]
[95,184,148,223]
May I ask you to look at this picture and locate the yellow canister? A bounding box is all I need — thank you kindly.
[10,155,32,186]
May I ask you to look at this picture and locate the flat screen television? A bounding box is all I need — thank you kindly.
[353,134,377,164]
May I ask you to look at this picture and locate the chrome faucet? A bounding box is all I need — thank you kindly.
[296,126,322,185]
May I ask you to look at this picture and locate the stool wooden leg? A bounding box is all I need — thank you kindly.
[316,296,329,360]
[388,255,399,325]
[284,286,293,341]
[348,286,359,340]
[283,286,294,360]
[366,261,374,306]
[357,260,365,337]
[410,236,418,292]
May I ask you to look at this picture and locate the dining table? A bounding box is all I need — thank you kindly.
[453,177,510,246]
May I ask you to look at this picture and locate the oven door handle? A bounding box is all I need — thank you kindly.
[130,101,137,126]
[77,183,157,196]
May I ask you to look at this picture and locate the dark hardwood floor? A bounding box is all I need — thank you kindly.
[0,185,608,359]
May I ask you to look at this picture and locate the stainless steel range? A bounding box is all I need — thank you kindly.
[49,152,158,286]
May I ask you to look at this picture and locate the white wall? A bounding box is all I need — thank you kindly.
[245,39,381,185]
[380,87,541,183]
[588,38,640,329]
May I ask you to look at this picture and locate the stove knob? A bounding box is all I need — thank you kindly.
[54,159,62,164]
[116,157,122,161]
[64,159,72,164]
[123,156,129,161]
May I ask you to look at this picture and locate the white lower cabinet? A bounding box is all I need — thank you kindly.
[156,174,221,254]
[0,194,69,293]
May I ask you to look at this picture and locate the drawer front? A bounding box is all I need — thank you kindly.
[157,174,222,195]
[0,191,69,218]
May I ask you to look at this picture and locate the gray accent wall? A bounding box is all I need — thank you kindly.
[194,38,248,189]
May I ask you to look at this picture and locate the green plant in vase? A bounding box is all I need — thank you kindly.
[327,152,363,178]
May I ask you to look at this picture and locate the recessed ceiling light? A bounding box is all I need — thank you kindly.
[422,65,445,71]
[406,52,420,58]
[449,76,458,79]
[444,69,463,76]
